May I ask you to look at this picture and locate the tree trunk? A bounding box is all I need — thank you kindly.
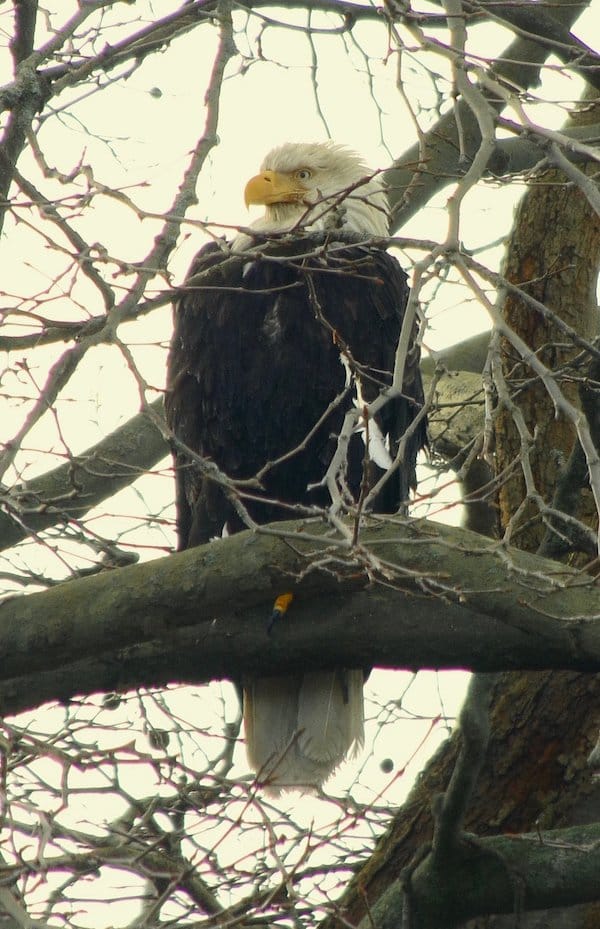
[494,165,600,551]
[468,90,600,929]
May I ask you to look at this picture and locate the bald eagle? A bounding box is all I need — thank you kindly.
[166,142,426,793]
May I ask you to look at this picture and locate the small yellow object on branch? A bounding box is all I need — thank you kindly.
[268,592,295,633]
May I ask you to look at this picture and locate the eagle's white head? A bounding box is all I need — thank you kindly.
[235,142,389,248]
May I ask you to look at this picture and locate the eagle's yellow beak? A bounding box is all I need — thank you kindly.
[244,170,303,207]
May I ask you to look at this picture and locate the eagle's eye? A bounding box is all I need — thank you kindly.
[296,169,311,181]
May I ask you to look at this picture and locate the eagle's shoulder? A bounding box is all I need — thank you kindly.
[179,239,239,295]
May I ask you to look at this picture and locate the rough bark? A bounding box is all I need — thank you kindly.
[495,167,600,550]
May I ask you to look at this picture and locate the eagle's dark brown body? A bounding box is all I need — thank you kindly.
[166,238,426,548]
[166,233,426,793]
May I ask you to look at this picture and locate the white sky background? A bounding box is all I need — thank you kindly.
[0,1,597,924]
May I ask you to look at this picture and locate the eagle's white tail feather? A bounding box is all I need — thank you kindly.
[244,671,364,795]
[297,670,364,762]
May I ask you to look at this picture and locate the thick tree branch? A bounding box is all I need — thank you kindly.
[385,0,591,230]
[0,2,48,235]
[0,398,165,553]
[421,332,490,377]
[431,672,497,858]
[459,0,600,94]
[0,518,599,716]
[368,821,600,929]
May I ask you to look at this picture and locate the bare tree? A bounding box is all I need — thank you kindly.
[0,2,599,927]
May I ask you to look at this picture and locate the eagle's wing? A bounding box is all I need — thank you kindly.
[165,242,239,548]
[306,244,426,511]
